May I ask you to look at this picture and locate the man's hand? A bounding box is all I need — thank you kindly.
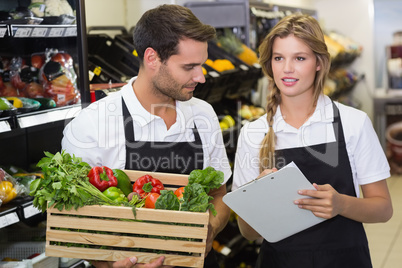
[90,256,172,268]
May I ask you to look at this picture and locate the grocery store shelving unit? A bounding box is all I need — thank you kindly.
[0,0,89,232]
[185,0,250,46]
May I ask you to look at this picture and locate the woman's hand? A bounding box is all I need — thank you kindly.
[90,256,172,268]
[294,183,344,219]
[257,168,278,179]
[295,180,393,223]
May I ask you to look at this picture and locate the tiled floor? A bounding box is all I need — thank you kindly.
[364,175,402,268]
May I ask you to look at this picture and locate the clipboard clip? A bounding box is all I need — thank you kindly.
[240,170,275,188]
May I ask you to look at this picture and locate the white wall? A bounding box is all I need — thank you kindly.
[373,0,402,89]
[313,0,375,118]
[85,0,126,28]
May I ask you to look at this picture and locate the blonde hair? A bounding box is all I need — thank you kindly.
[258,14,331,172]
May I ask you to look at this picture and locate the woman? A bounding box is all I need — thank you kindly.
[232,13,393,267]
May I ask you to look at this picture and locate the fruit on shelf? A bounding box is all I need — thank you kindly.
[205,58,235,72]
[220,121,229,130]
[239,105,253,120]
[0,97,15,111]
[202,66,207,75]
[237,44,259,66]
[217,29,259,65]
[5,97,23,108]
[219,115,235,130]
[239,105,265,120]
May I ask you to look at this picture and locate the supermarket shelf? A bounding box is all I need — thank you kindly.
[0,196,44,229]
[0,24,77,38]
[0,104,81,133]
[0,204,19,228]
[0,24,7,37]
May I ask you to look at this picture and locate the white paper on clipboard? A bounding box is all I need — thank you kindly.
[223,162,326,242]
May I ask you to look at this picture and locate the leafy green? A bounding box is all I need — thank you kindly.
[181,183,216,216]
[155,190,180,211]
[188,166,224,194]
[30,151,118,212]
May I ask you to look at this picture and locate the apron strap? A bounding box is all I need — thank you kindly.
[122,98,134,143]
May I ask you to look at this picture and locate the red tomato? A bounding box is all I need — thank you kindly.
[174,187,185,200]
[145,193,160,209]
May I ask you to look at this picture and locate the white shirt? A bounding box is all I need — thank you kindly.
[232,94,390,196]
[62,77,232,183]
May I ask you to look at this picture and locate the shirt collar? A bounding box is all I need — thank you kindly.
[273,94,334,133]
[121,77,195,129]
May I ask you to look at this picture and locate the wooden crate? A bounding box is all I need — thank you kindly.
[45,170,209,268]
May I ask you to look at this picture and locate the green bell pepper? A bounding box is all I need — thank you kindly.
[113,169,132,196]
[102,187,128,203]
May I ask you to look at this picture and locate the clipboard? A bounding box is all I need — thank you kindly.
[223,162,326,242]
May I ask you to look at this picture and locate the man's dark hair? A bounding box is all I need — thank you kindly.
[133,4,216,64]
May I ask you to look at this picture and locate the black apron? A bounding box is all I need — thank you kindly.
[256,102,372,268]
[122,98,220,268]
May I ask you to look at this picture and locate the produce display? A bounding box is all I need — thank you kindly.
[205,58,236,72]
[219,115,236,130]
[217,29,259,66]
[0,97,17,116]
[30,0,74,18]
[0,168,28,206]
[238,104,265,120]
[0,49,80,110]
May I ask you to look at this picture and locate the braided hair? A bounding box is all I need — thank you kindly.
[258,14,331,172]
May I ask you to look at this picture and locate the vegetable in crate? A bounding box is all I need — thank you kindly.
[182,183,216,216]
[30,151,117,212]
[174,186,185,200]
[150,167,224,216]
[103,187,128,203]
[145,192,161,209]
[87,166,118,192]
[132,174,164,196]
[155,190,179,210]
[113,169,132,196]
[188,166,224,194]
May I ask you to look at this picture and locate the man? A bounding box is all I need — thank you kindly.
[62,4,232,268]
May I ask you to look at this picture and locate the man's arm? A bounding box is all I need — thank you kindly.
[205,184,230,255]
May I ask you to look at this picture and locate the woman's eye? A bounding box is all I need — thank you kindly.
[296,57,305,61]
[274,57,282,61]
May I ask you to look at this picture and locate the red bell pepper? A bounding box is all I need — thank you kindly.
[132,174,164,196]
[87,166,118,192]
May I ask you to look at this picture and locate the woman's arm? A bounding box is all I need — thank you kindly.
[295,179,393,223]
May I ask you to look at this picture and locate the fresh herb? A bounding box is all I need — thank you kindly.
[30,151,116,212]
